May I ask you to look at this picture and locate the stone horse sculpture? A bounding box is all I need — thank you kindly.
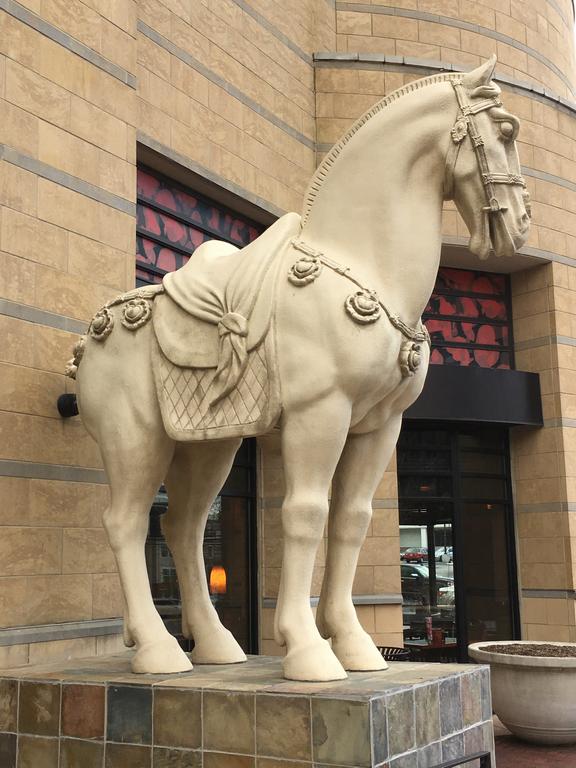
[67,56,530,681]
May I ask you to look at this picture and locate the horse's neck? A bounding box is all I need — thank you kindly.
[301,82,455,327]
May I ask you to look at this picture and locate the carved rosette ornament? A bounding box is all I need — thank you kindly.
[451,118,468,144]
[345,289,381,324]
[89,307,114,341]
[288,255,323,285]
[121,298,152,330]
[399,340,422,378]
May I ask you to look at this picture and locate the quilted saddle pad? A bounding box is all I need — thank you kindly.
[152,327,281,442]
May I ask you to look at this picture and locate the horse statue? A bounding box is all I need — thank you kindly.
[66,55,530,681]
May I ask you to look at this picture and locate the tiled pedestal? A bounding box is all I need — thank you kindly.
[0,653,494,768]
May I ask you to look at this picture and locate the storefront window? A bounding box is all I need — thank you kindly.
[425,267,513,369]
[398,424,519,662]
[136,167,263,653]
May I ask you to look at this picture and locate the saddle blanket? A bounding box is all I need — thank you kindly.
[152,327,281,442]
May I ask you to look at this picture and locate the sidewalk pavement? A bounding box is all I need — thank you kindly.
[494,717,576,767]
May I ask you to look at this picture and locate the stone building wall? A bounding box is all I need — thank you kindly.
[1,0,576,668]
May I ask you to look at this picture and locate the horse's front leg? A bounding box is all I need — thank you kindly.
[275,397,351,681]
[316,416,402,671]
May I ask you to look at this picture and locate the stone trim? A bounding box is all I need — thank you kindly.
[517,501,576,513]
[523,167,576,194]
[0,619,123,647]
[0,298,88,335]
[137,132,286,219]
[137,21,315,151]
[231,0,311,63]
[523,589,576,599]
[0,0,137,87]
[439,235,575,268]
[333,4,576,97]
[515,335,576,351]
[0,460,107,484]
[544,417,576,428]
[313,54,576,118]
[0,145,136,216]
[262,594,403,608]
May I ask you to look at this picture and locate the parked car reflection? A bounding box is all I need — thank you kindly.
[400,547,429,563]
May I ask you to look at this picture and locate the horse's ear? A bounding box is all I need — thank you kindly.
[462,54,497,89]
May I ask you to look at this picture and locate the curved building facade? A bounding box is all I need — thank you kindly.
[0,0,575,666]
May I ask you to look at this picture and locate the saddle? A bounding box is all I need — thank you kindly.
[151,212,301,440]
[153,212,301,400]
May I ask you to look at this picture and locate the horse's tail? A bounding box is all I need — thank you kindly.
[64,335,87,379]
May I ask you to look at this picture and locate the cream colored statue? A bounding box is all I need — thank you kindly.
[67,56,530,681]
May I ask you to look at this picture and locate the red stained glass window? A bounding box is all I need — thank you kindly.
[424,267,513,370]
[136,167,263,285]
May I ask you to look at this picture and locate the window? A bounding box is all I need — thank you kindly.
[136,166,262,285]
[424,267,513,369]
[136,166,262,653]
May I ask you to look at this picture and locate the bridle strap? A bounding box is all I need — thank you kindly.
[444,81,527,213]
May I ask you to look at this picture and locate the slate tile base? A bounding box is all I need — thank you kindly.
[0,653,494,768]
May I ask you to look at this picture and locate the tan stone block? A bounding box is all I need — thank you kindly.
[515,452,560,481]
[372,508,399,537]
[0,252,36,305]
[0,643,29,669]
[525,623,571,641]
[458,0,495,27]
[260,607,275,640]
[83,66,136,126]
[98,152,135,202]
[38,35,91,97]
[0,526,61,577]
[374,603,403,634]
[69,96,128,159]
[38,121,100,188]
[96,633,125,655]
[170,58,209,108]
[418,20,460,48]
[521,597,547,624]
[0,477,31,526]
[28,479,107,528]
[260,639,285,657]
[372,632,404,648]
[63,528,116,574]
[546,598,571,626]
[396,39,441,59]
[359,536,400,567]
[0,361,64,419]
[27,574,93,624]
[331,93,382,120]
[336,10,371,35]
[0,315,35,368]
[5,60,70,131]
[374,564,400,593]
[68,233,128,293]
[0,161,38,217]
[0,12,42,70]
[0,101,39,157]
[374,471,398,500]
[138,98,172,147]
[263,537,283,569]
[0,411,102,468]
[42,0,102,51]
[520,562,568,589]
[92,573,123,619]
[517,511,567,540]
[355,605,375,633]
[418,0,458,13]
[28,636,97,665]
[263,567,281,598]
[460,29,497,58]
[353,565,374,594]
[520,537,566,564]
[1,208,68,271]
[84,0,136,34]
[373,15,418,40]
[33,323,78,375]
[101,21,136,72]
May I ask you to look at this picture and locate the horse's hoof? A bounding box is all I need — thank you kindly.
[191,628,247,664]
[331,631,388,672]
[283,639,347,682]
[131,637,193,674]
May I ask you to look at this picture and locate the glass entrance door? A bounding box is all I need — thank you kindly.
[398,424,519,662]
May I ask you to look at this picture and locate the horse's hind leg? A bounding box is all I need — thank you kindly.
[163,439,247,664]
[275,397,351,681]
[100,423,192,673]
[316,417,402,671]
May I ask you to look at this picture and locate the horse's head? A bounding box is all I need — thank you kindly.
[446,55,530,260]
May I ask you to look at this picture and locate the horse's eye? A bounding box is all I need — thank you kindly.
[500,121,515,139]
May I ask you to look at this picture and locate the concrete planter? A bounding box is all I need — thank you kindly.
[469,641,576,745]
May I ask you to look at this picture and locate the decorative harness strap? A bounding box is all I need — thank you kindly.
[444,81,527,213]
[289,239,430,379]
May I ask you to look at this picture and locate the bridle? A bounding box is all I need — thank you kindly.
[444,80,527,223]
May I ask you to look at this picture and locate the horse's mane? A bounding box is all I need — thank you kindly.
[303,71,464,224]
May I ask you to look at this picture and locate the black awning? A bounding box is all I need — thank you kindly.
[404,365,543,426]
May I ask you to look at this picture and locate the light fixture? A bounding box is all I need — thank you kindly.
[209,565,227,595]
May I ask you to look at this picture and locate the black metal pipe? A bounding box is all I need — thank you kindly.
[57,394,79,418]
